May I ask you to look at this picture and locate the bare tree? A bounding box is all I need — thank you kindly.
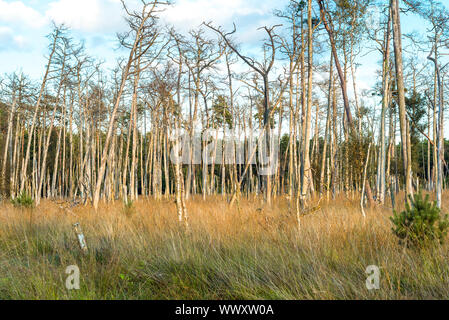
[204,21,280,204]
[93,0,168,209]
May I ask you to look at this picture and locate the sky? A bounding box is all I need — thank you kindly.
[0,0,447,137]
[0,0,436,82]
[0,0,289,78]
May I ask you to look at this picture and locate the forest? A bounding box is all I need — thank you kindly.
[0,0,449,300]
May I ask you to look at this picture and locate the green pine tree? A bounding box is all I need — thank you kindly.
[390,192,449,247]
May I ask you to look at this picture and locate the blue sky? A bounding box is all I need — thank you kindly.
[0,0,291,79]
[0,0,447,139]
[0,0,436,81]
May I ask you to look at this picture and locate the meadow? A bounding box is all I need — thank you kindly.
[0,193,448,300]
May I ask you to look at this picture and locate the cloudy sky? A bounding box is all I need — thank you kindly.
[0,0,292,78]
[0,0,442,117]
[0,0,431,79]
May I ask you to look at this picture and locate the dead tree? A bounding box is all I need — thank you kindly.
[204,21,280,204]
[93,0,168,209]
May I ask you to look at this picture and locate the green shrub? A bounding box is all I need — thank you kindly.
[10,192,34,208]
[390,193,449,247]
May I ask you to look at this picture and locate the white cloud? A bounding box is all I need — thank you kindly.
[0,0,46,28]
[0,26,29,51]
[161,0,279,35]
[45,0,126,33]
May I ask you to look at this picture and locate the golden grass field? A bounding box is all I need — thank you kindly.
[0,192,448,299]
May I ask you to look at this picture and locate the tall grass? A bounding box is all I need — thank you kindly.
[0,192,448,299]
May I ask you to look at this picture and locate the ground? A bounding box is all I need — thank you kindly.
[0,192,448,299]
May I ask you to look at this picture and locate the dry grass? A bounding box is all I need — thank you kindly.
[0,192,448,299]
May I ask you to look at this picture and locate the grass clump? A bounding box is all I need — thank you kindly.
[10,192,34,208]
[122,197,135,216]
[390,192,449,247]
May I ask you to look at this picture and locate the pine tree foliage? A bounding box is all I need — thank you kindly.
[390,192,449,246]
